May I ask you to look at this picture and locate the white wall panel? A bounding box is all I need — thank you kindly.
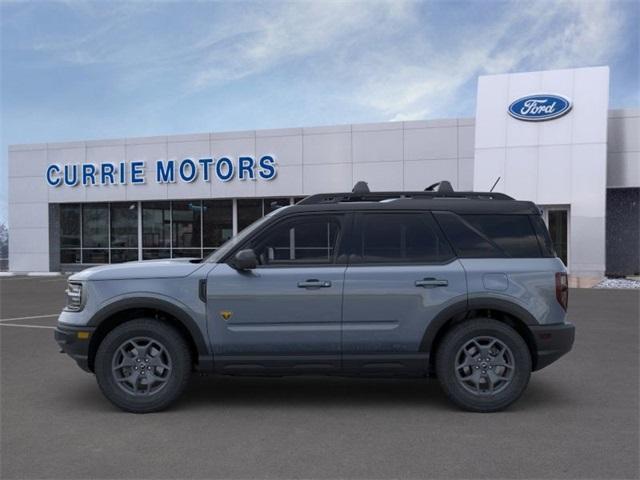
[303,132,351,165]
[607,152,640,188]
[537,145,572,205]
[404,126,458,160]
[8,148,47,178]
[352,161,403,191]
[255,135,302,166]
[504,147,538,201]
[303,163,353,193]
[404,159,458,191]
[352,129,403,163]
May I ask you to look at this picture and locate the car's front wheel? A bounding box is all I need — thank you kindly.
[95,319,191,413]
[435,318,532,412]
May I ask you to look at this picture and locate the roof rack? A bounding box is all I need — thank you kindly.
[297,180,513,205]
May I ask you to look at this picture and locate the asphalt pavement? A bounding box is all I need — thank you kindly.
[1,277,638,479]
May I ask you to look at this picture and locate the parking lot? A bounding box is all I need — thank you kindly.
[1,276,638,479]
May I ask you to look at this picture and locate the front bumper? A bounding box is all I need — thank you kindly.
[54,323,95,372]
[530,322,575,371]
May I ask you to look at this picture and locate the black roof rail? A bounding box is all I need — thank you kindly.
[296,180,513,205]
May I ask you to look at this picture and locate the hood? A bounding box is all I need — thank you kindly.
[70,258,205,281]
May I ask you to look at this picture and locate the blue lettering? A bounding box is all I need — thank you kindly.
[64,164,79,186]
[82,164,97,186]
[130,161,145,184]
[179,158,197,182]
[46,164,61,187]
[238,156,255,180]
[258,155,277,180]
[101,162,115,185]
[215,157,234,182]
[119,161,127,184]
[156,160,175,183]
[198,158,213,182]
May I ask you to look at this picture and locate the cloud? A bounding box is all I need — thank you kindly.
[349,0,626,121]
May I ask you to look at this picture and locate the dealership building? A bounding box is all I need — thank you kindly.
[7,66,640,280]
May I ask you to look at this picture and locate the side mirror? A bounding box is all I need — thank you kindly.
[232,249,258,270]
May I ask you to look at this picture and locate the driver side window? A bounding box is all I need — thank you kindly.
[250,215,342,266]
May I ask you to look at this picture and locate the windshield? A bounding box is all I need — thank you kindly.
[203,206,288,263]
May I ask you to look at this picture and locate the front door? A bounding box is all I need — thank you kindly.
[207,213,348,373]
[341,212,467,373]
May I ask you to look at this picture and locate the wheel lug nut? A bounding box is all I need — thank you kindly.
[482,370,486,374]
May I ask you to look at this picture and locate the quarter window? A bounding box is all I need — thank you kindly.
[434,212,543,258]
[355,213,453,264]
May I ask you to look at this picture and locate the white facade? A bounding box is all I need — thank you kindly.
[474,66,610,277]
[7,66,640,276]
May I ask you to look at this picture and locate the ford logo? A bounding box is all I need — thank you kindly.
[508,94,572,121]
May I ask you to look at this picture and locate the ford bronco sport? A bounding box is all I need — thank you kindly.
[55,181,574,413]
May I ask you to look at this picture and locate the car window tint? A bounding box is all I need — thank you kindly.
[434,211,503,258]
[251,215,341,265]
[530,215,556,258]
[461,214,542,258]
[435,212,543,258]
[356,213,453,263]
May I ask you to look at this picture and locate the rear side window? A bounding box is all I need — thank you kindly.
[353,212,454,264]
[434,212,543,258]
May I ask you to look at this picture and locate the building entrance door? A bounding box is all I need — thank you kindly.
[542,207,569,269]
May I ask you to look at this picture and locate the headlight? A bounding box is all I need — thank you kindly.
[65,282,84,311]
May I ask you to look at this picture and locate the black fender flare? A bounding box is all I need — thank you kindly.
[419,297,539,353]
[87,296,212,369]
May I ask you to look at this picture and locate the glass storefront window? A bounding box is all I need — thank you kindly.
[60,249,81,264]
[59,197,297,265]
[264,197,290,213]
[83,204,109,248]
[83,249,109,264]
[172,201,202,254]
[111,249,138,263]
[60,204,81,248]
[237,199,263,232]
[111,203,138,248]
[203,200,233,249]
[142,202,171,248]
[142,249,170,260]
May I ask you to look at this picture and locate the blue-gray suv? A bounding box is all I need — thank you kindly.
[55,181,575,413]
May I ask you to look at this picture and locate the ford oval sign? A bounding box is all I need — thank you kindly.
[508,94,572,121]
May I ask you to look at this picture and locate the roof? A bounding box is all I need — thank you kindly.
[286,181,540,215]
[288,197,540,215]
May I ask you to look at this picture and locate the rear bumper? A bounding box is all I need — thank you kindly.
[530,322,575,371]
[54,323,95,373]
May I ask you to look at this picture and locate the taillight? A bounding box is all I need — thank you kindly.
[555,272,568,310]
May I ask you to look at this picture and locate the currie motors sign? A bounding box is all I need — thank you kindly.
[508,94,572,121]
[45,155,277,187]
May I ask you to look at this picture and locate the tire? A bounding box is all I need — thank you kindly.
[435,318,531,412]
[95,319,192,413]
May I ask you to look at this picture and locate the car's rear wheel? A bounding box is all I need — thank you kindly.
[95,319,191,413]
[435,318,531,412]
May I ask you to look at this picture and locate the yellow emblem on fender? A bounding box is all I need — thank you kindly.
[220,310,233,321]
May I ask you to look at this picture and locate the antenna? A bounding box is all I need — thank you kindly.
[489,176,501,193]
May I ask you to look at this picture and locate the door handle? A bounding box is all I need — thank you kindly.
[297,279,332,289]
[415,278,448,288]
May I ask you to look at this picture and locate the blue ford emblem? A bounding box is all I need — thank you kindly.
[508,94,572,121]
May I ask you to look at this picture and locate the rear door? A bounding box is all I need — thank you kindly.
[341,211,467,374]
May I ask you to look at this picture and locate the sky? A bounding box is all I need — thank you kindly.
[1,0,638,225]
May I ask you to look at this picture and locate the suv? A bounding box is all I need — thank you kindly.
[55,181,574,413]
